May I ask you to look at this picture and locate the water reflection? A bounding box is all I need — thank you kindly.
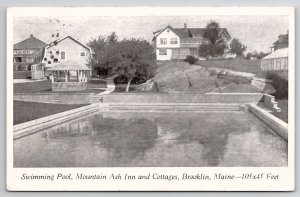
[14,111,288,167]
[89,117,158,162]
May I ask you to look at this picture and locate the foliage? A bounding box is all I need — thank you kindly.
[184,55,198,65]
[26,64,33,71]
[266,71,288,99]
[229,38,247,56]
[245,50,269,59]
[87,33,156,92]
[16,64,23,71]
[198,21,227,59]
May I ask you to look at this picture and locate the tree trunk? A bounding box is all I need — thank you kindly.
[125,77,133,92]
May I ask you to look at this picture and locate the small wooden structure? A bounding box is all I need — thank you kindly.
[31,63,46,80]
[47,60,90,91]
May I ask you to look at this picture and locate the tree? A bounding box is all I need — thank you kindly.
[87,33,156,92]
[245,50,269,59]
[198,21,227,59]
[229,38,247,56]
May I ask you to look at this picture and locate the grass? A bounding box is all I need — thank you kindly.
[87,78,107,89]
[195,58,263,75]
[13,101,86,125]
[13,70,31,79]
[14,79,107,94]
[14,80,52,93]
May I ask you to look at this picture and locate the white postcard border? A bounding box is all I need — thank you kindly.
[6,6,295,191]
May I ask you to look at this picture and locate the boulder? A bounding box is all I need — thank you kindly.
[138,79,157,92]
[155,71,190,93]
[251,77,276,94]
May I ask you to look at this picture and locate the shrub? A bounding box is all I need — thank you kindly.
[266,71,288,99]
[184,55,198,65]
[27,64,32,71]
[16,64,22,71]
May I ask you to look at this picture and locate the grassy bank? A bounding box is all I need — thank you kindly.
[14,79,107,94]
[14,101,86,125]
[14,80,52,93]
[13,70,31,79]
[195,58,262,75]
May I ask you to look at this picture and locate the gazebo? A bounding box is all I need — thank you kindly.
[47,60,90,91]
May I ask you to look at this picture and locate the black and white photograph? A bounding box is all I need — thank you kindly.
[6,7,295,191]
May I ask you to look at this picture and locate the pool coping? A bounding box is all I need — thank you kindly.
[248,103,288,141]
[13,103,100,140]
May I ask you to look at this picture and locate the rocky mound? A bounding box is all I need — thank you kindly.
[138,64,275,94]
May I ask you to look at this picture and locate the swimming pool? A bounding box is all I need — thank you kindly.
[14,111,287,167]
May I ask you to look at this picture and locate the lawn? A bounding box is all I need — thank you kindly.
[14,80,52,93]
[13,70,31,79]
[14,78,107,94]
[194,58,264,75]
[13,101,87,125]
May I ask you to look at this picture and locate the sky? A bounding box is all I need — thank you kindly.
[13,15,289,53]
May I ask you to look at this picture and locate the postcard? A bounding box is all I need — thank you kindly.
[6,7,295,191]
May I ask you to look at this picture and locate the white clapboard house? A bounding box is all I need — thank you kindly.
[152,23,231,61]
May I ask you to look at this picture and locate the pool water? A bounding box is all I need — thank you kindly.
[14,111,288,167]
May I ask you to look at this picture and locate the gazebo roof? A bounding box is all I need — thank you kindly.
[47,60,90,71]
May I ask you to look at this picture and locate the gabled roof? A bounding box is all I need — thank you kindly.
[273,34,288,46]
[47,60,90,71]
[14,35,47,50]
[152,25,182,41]
[153,25,231,40]
[45,35,92,52]
[173,28,192,38]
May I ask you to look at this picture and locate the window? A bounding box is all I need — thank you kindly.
[80,51,86,57]
[159,49,167,55]
[170,38,178,44]
[172,49,179,55]
[160,38,167,45]
[179,49,190,56]
[61,51,66,59]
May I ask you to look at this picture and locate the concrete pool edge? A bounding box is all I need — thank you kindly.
[13,103,100,140]
[248,103,288,141]
[13,93,287,140]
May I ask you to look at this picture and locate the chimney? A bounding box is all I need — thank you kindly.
[184,23,187,30]
[30,34,33,38]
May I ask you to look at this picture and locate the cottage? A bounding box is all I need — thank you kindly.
[261,32,289,71]
[34,35,92,76]
[13,34,47,70]
[152,23,231,61]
